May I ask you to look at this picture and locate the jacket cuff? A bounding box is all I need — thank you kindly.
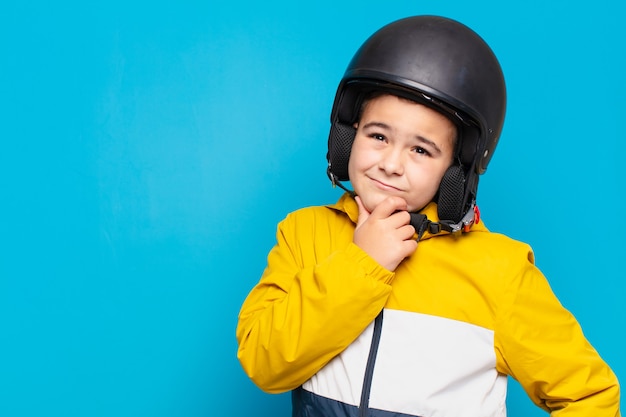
[344,242,396,285]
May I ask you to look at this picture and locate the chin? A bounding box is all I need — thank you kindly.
[355,194,381,213]
[407,204,426,213]
[359,199,377,214]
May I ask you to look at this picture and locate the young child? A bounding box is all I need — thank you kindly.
[236,15,620,416]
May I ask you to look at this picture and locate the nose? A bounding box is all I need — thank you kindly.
[378,146,404,175]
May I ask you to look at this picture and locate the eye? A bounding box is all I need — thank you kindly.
[368,133,386,142]
[412,146,432,157]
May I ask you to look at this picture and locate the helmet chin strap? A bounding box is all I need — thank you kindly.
[410,203,479,240]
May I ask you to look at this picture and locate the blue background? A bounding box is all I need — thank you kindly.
[1,1,624,416]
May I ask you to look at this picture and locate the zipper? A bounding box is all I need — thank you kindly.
[359,310,384,417]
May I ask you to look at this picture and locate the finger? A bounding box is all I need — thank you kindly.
[370,196,408,220]
[401,238,419,256]
[388,210,412,228]
[355,196,371,227]
[397,223,417,240]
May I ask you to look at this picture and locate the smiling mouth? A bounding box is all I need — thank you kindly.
[370,177,402,192]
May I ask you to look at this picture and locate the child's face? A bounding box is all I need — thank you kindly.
[348,94,456,213]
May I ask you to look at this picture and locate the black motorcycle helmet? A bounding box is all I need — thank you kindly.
[327,15,506,231]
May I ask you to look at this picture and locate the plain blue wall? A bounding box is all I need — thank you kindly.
[1,1,624,416]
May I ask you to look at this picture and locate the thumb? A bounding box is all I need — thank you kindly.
[355,196,371,228]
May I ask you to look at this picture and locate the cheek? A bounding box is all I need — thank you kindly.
[347,141,367,176]
[430,162,452,188]
[408,161,449,193]
[347,151,356,179]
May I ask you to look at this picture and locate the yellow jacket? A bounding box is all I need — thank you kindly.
[236,193,620,416]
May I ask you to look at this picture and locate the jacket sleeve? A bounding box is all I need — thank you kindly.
[494,251,620,416]
[235,209,394,393]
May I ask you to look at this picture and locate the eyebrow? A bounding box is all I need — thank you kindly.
[361,121,443,156]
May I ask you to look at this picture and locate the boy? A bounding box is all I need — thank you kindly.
[236,15,620,416]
